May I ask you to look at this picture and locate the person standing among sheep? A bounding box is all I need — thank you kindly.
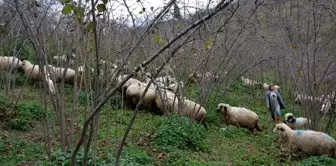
[266,84,285,124]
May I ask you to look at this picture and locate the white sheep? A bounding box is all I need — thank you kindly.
[284,113,310,130]
[53,54,76,64]
[273,123,336,158]
[48,65,76,84]
[216,103,262,132]
[294,93,324,105]
[0,56,23,72]
[44,73,56,94]
[155,89,179,114]
[125,82,158,113]
[262,83,280,91]
[241,76,262,89]
[117,75,142,94]
[155,90,207,123]
[180,98,207,123]
[22,60,55,94]
[22,60,44,81]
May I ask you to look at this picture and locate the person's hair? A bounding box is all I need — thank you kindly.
[269,84,275,91]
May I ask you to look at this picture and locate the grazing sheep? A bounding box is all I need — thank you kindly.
[53,54,76,65]
[273,123,336,158]
[48,65,76,84]
[241,76,262,89]
[216,103,262,132]
[155,89,179,114]
[320,98,336,115]
[44,74,56,94]
[284,113,310,130]
[22,60,44,81]
[167,81,184,93]
[0,56,23,72]
[155,90,207,123]
[125,82,159,113]
[262,83,280,91]
[117,75,142,94]
[22,60,55,94]
[180,98,207,123]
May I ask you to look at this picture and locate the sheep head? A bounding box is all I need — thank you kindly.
[22,60,32,67]
[273,123,291,134]
[285,113,296,124]
[217,103,229,114]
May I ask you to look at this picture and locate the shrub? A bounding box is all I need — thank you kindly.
[153,115,208,151]
[0,93,9,111]
[44,147,152,166]
[78,91,93,105]
[108,147,152,165]
[45,148,106,166]
[296,155,336,166]
[8,101,43,131]
[160,150,210,166]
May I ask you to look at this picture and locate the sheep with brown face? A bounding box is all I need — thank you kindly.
[217,103,262,133]
[274,123,336,159]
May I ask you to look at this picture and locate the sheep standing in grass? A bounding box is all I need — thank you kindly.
[117,75,142,95]
[180,99,207,123]
[216,103,262,132]
[155,90,207,123]
[284,113,310,130]
[125,82,159,113]
[22,60,55,94]
[273,123,336,159]
[155,89,179,114]
[53,54,76,65]
[48,65,76,84]
[22,60,43,81]
[241,76,262,89]
[0,56,23,72]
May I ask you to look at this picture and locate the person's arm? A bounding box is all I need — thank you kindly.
[276,90,285,106]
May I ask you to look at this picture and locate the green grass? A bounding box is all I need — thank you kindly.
[0,78,336,165]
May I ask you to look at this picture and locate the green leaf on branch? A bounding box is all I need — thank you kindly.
[62,4,73,15]
[204,40,213,50]
[153,36,161,43]
[97,4,106,12]
[73,6,85,17]
[102,0,108,4]
[73,6,85,23]
[139,10,143,14]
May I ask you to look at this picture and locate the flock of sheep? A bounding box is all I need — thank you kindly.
[1,55,336,160]
[240,76,336,159]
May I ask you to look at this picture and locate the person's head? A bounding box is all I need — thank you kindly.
[269,84,275,91]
